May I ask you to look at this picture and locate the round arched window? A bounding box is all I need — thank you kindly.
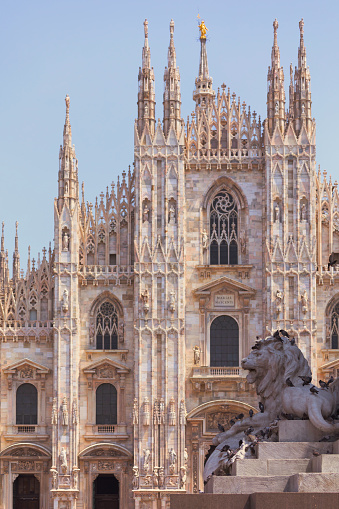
[210,315,239,367]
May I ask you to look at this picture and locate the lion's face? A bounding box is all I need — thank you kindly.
[241,347,271,385]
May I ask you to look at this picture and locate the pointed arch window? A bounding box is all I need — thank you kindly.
[210,315,239,367]
[96,301,118,350]
[16,384,37,425]
[96,383,117,424]
[210,190,238,265]
[330,302,339,349]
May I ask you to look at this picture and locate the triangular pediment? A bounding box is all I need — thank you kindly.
[3,358,49,375]
[83,357,129,375]
[193,276,256,296]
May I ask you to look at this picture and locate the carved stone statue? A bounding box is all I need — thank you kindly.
[51,468,58,489]
[143,203,149,223]
[301,289,308,314]
[169,204,176,223]
[132,398,139,425]
[159,398,165,424]
[143,449,151,473]
[179,399,186,425]
[301,203,307,221]
[169,291,176,313]
[132,466,139,488]
[193,345,201,365]
[141,289,149,314]
[276,289,283,314]
[153,400,160,425]
[169,397,176,426]
[62,231,69,251]
[143,397,150,426]
[60,448,67,474]
[158,466,164,488]
[152,467,159,487]
[202,229,208,249]
[51,398,58,425]
[184,448,188,466]
[118,322,124,343]
[62,397,68,426]
[204,334,339,480]
[180,466,187,488]
[89,322,95,344]
[169,448,177,474]
[274,203,280,223]
[72,400,78,425]
[62,289,69,313]
[240,230,246,254]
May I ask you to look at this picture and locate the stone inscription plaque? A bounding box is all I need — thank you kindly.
[214,294,234,307]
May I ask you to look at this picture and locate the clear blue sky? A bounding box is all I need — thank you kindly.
[0,0,337,267]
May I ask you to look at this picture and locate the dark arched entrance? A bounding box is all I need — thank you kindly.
[13,474,39,509]
[210,315,239,367]
[94,474,119,509]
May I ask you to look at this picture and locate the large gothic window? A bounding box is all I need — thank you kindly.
[16,384,38,425]
[210,190,238,265]
[210,315,239,367]
[96,384,117,425]
[330,303,339,349]
[96,301,118,350]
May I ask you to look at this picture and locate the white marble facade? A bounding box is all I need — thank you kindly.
[0,17,338,509]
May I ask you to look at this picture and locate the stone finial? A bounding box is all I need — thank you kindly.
[299,18,304,38]
[144,19,148,38]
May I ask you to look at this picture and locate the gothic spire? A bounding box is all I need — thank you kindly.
[0,222,5,287]
[193,19,215,110]
[292,19,312,134]
[58,95,79,213]
[163,19,182,136]
[13,221,20,281]
[267,19,285,135]
[137,19,156,138]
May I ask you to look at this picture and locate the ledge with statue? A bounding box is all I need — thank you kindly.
[171,331,339,507]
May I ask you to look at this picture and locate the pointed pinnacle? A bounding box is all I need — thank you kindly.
[299,18,304,39]
[1,221,4,252]
[144,19,148,39]
[170,19,174,37]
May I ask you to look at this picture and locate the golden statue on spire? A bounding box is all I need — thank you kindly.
[198,18,208,39]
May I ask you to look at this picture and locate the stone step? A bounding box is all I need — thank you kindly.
[205,474,290,494]
[311,453,339,473]
[257,441,333,460]
[287,472,339,492]
[232,458,311,477]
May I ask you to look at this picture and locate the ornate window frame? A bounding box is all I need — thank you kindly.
[88,292,124,349]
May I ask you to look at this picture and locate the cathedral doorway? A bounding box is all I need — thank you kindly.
[93,474,119,509]
[13,474,39,509]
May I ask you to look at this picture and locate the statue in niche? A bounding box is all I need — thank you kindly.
[274,203,280,223]
[62,289,69,313]
[302,102,305,114]
[159,398,165,424]
[193,345,201,365]
[169,397,176,426]
[144,104,149,116]
[143,397,150,426]
[51,398,58,425]
[169,291,176,313]
[143,449,151,473]
[132,466,139,488]
[240,230,246,254]
[169,203,176,223]
[275,102,279,114]
[51,468,58,489]
[141,289,149,314]
[158,466,165,488]
[276,289,283,314]
[153,467,159,487]
[179,400,186,425]
[202,229,208,249]
[62,231,69,251]
[301,290,308,314]
[62,397,68,426]
[184,448,188,466]
[143,203,149,223]
[60,448,67,474]
[169,448,177,474]
[180,466,187,488]
[132,398,139,425]
[301,203,307,221]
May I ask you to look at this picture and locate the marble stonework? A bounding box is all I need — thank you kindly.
[0,17,338,509]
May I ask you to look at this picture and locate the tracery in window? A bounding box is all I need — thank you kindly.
[96,301,118,350]
[210,190,238,265]
[330,302,339,349]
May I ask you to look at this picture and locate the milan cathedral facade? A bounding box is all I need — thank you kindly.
[0,17,338,509]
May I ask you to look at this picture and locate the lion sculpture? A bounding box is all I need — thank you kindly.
[203,335,339,480]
